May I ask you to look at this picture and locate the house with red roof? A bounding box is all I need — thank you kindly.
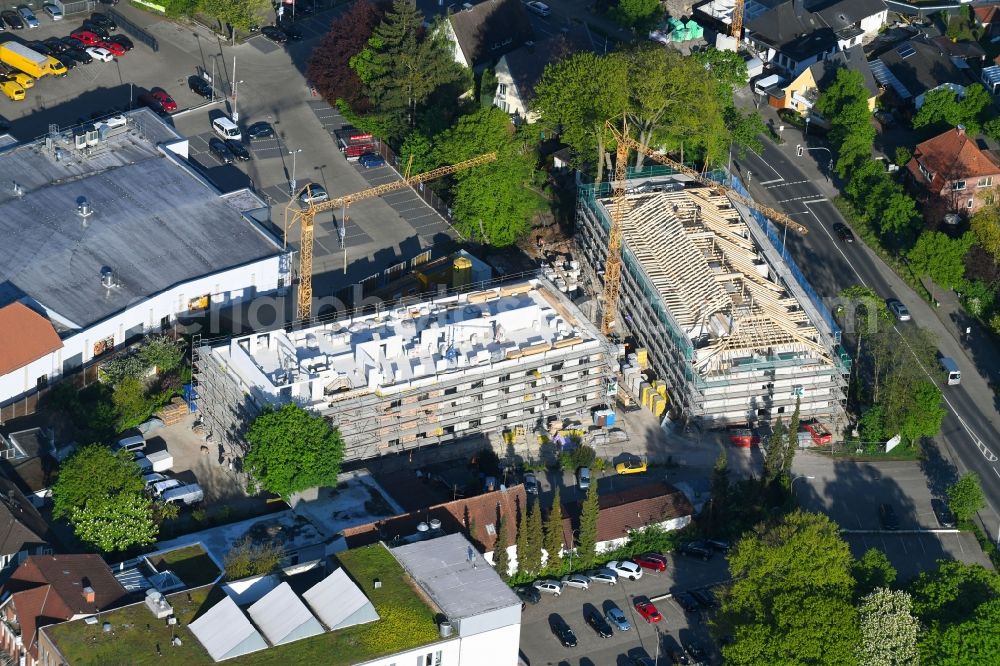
[0,554,127,666]
[906,126,1000,220]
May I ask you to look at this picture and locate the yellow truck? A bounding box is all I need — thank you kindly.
[0,79,25,101]
[0,41,67,79]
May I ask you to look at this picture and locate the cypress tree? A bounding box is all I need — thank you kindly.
[492,514,511,581]
[522,499,544,575]
[543,488,564,573]
[784,397,802,476]
[578,479,600,568]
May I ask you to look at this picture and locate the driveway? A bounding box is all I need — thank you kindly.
[519,553,729,666]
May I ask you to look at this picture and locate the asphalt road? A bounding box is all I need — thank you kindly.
[736,133,1000,539]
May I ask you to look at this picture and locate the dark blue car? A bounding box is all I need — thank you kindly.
[358,152,386,169]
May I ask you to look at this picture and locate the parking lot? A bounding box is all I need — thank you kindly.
[519,553,730,666]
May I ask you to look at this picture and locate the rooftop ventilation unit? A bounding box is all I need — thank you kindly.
[100,267,115,288]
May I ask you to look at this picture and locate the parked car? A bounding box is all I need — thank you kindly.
[525,0,551,16]
[585,609,613,638]
[577,466,591,489]
[887,298,911,322]
[1,10,24,29]
[261,25,287,43]
[532,580,562,596]
[0,80,25,101]
[43,37,69,53]
[209,137,234,164]
[27,40,53,55]
[683,639,709,665]
[606,560,642,580]
[586,568,617,585]
[523,472,539,495]
[633,553,666,572]
[151,478,182,497]
[833,222,854,243]
[605,604,631,631]
[879,503,899,530]
[629,657,655,666]
[560,573,590,590]
[299,183,329,204]
[226,139,250,161]
[146,89,176,112]
[63,47,92,64]
[931,498,956,528]
[51,53,75,70]
[666,644,691,665]
[86,46,114,61]
[615,458,647,475]
[89,12,117,31]
[97,40,126,56]
[17,6,39,28]
[43,3,62,19]
[142,472,168,487]
[161,483,204,506]
[5,71,34,88]
[71,30,103,46]
[132,452,153,474]
[690,588,719,609]
[108,34,133,51]
[358,152,386,169]
[61,36,86,49]
[673,591,700,613]
[704,538,732,553]
[634,598,663,624]
[513,585,540,607]
[247,121,274,139]
[81,21,111,39]
[188,75,213,98]
[677,541,714,560]
[549,616,577,648]
[282,24,302,41]
[114,435,146,453]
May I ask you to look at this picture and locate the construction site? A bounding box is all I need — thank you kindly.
[194,274,616,463]
[575,169,849,427]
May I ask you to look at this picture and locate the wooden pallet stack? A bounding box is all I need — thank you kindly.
[157,397,190,426]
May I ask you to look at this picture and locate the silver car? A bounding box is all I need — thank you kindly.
[586,568,618,585]
[18,5,39,27]
[299,184,329,205]
[532,580,563,596]
[578,466,591,489]
[560,573,590,590]
[887,298,911,322]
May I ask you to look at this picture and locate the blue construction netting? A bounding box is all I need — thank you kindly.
[724,173,842,343]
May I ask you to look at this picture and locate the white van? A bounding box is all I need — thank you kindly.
[212,116,241,141]
[161,483,204,506]
[940,356,961,385]
[114,435,146,453]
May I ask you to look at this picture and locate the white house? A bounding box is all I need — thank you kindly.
[0,108,289,412]
[443,0,535,70]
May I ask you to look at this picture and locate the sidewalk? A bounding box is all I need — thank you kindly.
[924,282,1000,391]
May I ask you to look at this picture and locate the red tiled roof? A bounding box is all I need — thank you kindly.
[342,484,527,553]
[907,127,1000,194]
[1,554,127,659]
[974,4,1000,24]
[562,482,694,547]
[0,303,62,376]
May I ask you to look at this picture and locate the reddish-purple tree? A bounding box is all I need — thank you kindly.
[307,1,385,113]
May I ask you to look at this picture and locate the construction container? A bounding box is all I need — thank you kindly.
[452,256,472,289]
[653,380,667,398]
[636,348,649,369]
[650,395,667,417]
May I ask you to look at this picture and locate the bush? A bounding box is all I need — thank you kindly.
[139,335,185,374]
[558,444,597,471]
[112,377,158,431]
[224,537,285,580]
[99,353,148,386]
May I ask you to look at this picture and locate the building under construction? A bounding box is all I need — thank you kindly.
[195,274,615,462]
[576,173,849,427]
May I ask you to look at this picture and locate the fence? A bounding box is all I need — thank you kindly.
[55,0,96,17]
[726,173,842,341]
[109,8,159,52]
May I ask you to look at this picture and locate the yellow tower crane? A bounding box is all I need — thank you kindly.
[731,0,744,49]
[598,116,807,336]
[284,152,498,321]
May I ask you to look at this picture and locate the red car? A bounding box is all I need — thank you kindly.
[633,554,667,572]
[150,89,177,112]
[97,40,126,56]
[802,421,833,445]
[70,30,102,46]
[634,599,663,624]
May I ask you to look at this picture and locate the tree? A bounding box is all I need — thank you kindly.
[856,588,920,666]
[613,0,661,28]
[887,379,946,445]
[520,499,544,575]
[53,445,156,552]
[533,51,629,181]
[719,511,859,665]
[971,203,1000,260]
[543,488,564,572]
[578,478,600,568]
[908,231,975,289]
[725,108,767,157]
[946,472,985,524]
[895,146,912,168]
[908,560,1000,628]
[515,507,529,575]
[223,537,285,580]
[432,107,544,245]
[112,376,155,431]
[920,598,1000,664]
[913,85,993,135]
[201,0,270,35]
[708,450,730,530]
[783,398,800,476]
[763,418,786,484]
[244,403,345,500]
[853,548,897,598]
[492,514,511,580]
[308,1,385,114]
[139,335,185,373]
[816,68,875,177]
[352,0,465,139]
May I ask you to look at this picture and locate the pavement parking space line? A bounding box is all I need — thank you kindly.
[766,179,812,189]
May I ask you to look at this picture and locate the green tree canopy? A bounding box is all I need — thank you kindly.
[543,487,564,572]
[72,494,158,552]
[946,472,985,524]
[244,403,345,500]
[909,560,1000,628]
[816,68,875,177]
[908,230,975,289]
[520,499,544,575]
[201,0,270,34]
[913,84,993,135]
[853,548,897,598]
[224,537,285,580]
[432,106,544,245]
[971,202,1000,260]
[920,597,1000,664]
[612,0,661,29]
[856,588,919,666]
[492,513,511,580]
[138,335,185,373]
[719,511,859,665]
[577,478,600,568]
[351,0,465,140]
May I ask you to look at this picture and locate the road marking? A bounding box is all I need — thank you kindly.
[994,467,1000,480]
[747,146,785,181]
[801,198,829,204]
[766,179,812,189]
[759,178,784,185]
[777,195,828,203]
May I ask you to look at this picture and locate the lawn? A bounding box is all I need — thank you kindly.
[44,544,443,666]
[149,544,221,588]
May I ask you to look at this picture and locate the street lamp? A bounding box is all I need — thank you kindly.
[791,474,815,493]
[289,149,302,195]
[805,116,811,137]
[232,79,244,122]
